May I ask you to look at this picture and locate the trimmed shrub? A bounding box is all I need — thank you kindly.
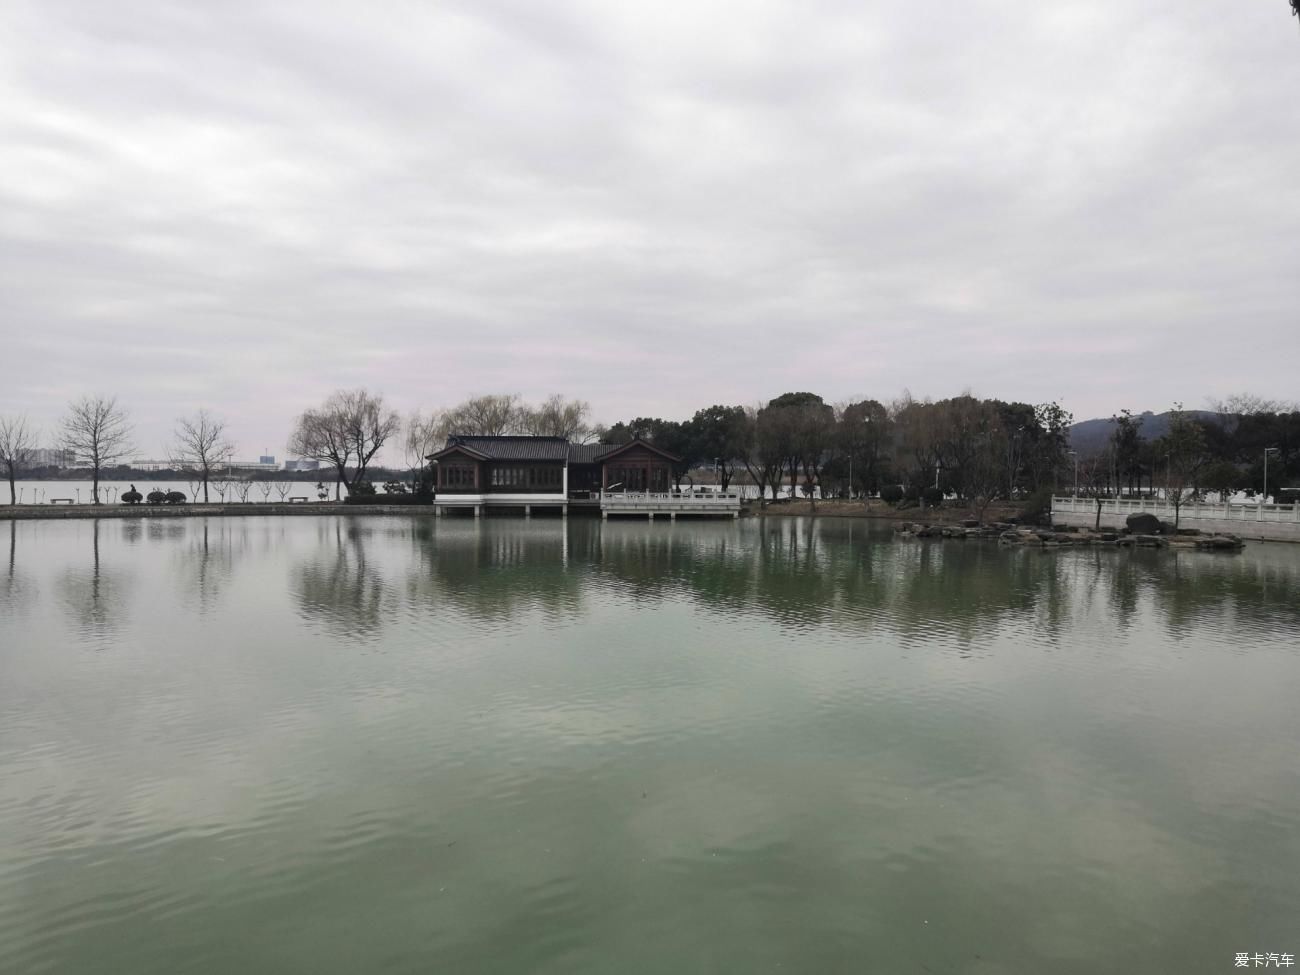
[921,485,944,507]
[146,490,168,505]
[382,480,409,495]
[122,490,143,505]
[166,491,187,504]
[350,480,377,498]
[1017,487,1053,526]
[879,484,904,505]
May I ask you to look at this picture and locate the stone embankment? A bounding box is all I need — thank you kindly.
[893,514,1245,552]
[0,503,432,521]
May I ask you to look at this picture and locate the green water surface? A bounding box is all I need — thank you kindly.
[1,516,1296,973]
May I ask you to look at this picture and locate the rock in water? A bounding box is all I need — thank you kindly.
[1126,512,1162,535]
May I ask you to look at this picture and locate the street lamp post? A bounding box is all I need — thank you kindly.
[1264,447,1279,506]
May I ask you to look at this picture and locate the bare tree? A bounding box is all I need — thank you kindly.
[1078,449,1114,530]
[519,395,593,441]
[171,409,234,503]
[404,410,443,490]
[739,405,785,506]
[963,430,1006,524]
[0,414,37,505]
[1156,403,1209,528]
[61,396,133,505]
[1210,392,1296,416]
[443,394,522,436]
[288,389,401,498]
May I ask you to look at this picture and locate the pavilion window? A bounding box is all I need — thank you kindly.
[609,466,646,491]
[528,466,560,488]
[442,465,475,487]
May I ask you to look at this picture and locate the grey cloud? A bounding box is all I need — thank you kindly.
[1,0,1297,458]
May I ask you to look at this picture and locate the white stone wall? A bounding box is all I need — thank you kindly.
[1051,498,1300,543]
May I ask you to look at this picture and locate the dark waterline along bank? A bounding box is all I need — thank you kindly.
[4,501,1300,545]
[0,503,436,520]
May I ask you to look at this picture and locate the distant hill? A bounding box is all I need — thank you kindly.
[1067,410,1222,455]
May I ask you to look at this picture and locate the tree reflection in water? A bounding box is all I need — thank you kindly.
[57,519,131,647]
[279,515,1300,648]
[591,518,1072,652]
[292,521,389,639]
[1,521,30,618]
[174,519,251,616]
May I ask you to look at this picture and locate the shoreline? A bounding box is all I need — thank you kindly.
[5,500,1296,543]
[744,499,1020,524]
[0,503,439,521]
[0,499,997,523]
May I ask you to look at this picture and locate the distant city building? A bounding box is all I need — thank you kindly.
[27,447,77,468]
[283,459,320,472]
[228,460,279,472]
[131,459,183,472]
[259,455,276,466]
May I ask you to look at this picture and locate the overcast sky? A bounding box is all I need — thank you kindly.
[2,1,1298,459]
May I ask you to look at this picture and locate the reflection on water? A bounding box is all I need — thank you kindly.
[54,520,133,646]
[1,515,1298,974]
[292,521,389,638]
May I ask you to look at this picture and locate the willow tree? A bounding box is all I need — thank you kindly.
[516,395,591,440]
[288,390,401,499]
[403,410,443,492]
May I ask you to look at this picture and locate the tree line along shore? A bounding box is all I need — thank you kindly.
[1,390,1296,515]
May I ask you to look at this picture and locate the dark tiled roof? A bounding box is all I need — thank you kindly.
[567,443,613,464]
[594,438,682,463]
[430,435,674,464]
[439,436,570,461]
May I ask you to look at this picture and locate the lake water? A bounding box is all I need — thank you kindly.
[1,515,1297,973]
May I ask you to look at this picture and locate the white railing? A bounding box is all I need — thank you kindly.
[601,491,742,510]
[1052,497,1300,524]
